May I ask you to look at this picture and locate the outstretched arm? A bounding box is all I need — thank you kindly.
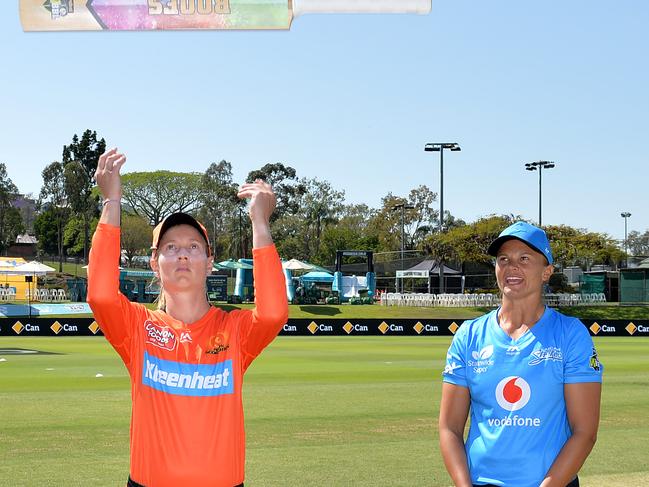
[236,180,289,369]
[87,148,136,365]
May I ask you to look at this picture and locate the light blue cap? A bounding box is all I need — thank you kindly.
[487,221,553,264]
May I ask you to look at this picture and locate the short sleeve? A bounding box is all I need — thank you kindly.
[564,318,603,384]
[442,321,469,387]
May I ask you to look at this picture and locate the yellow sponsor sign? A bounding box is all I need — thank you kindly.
[12,321,24,334]
[51,321,63,334]
[378,322,389,334]
[343,322,353,334]
[89,321,100,334]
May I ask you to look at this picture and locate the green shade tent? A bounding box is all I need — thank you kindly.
[215,259,253,270]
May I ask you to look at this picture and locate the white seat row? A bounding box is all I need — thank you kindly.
[544,293,606,307]
[25,288,68,302]
[380,292,500,308]
[0,288,17,301]
[381,292,607,308]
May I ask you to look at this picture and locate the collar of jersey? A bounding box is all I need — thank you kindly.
[490,305,552,346]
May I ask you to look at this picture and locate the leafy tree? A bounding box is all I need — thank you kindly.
[270,178,345,262]
[371,186,440,252]
[545,225,625,268]
[626,230,649,256]
[34,207,68,256]
[198,161,239,259]
[272,213,310,261]
[0,163,24,254]
[246,163,306,221]
[423,215,515,264]
[314,204,379,265]
[303,178,344,242]
[121,171,203,225]
[39,161,69,271]
[62,130,106,262]
[121,214,152,266]
[64,214,98,257]
[1,207,25,253]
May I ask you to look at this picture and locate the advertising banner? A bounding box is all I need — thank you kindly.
[2,317,648,337]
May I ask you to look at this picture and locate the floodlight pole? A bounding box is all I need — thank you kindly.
[391,203,414,292]
[621,212,631,268]
[424,142,461,293]
[525,160,556,226]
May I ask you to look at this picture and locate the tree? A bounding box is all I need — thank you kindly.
[299,177,345,255]
[246,163,306,221]
[627,230,649,256]
[0,163,24,254]
[64,214,98,257]
[314,204,379,265]
[268,177,345,263]
[370,186,440,252]
[39,161,69,271]
[198,161,239,260]
[34,207,68,256]
[423,215,515,265]
[121,214,152,266]
[62,130,106,262]
[121,171,203,225]
[545,225,625,268]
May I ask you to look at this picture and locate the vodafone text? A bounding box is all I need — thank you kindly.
[488,415,541,427]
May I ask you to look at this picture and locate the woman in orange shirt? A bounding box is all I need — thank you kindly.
[87,148,288,487]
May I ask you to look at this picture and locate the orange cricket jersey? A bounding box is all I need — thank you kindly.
[87,223,288,487]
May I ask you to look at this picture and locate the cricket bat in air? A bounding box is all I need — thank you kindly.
[20,0,431,31]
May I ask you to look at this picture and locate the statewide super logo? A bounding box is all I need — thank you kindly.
[472,345,493,361]
[144,321,177,351]
[495,376,531,411]
[468,345,494,374]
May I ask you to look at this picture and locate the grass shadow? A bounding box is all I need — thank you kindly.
[299,306,342,316]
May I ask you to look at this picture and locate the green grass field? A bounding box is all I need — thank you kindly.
[0,336,647,486]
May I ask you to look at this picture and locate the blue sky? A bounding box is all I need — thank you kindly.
[1,1,647,242]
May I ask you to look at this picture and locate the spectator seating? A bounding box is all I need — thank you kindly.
[380,292,606,308]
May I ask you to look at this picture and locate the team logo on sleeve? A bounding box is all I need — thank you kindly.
[443,361,461,375]
[144,321,177,351]
[589,347,601,371]
[495,376,531,411]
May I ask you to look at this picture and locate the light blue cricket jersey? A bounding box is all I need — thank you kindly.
[442,307,602,487]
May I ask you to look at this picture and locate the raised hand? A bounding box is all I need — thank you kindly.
[95,148,126,200]
[237,179,277,225]
[237,179,276,248]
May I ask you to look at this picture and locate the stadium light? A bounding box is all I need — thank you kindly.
[424,142,461,292]
[525,160,555,226]
[391,203,415,292]
[621,212,631,268]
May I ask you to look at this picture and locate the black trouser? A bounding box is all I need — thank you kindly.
[473,477,579,487]
[128,476,243,487]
